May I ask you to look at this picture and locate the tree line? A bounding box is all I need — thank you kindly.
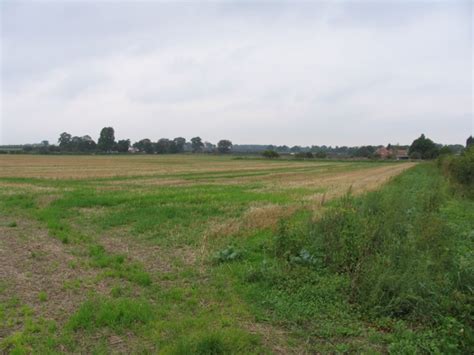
[55,127,233,154]
[1,128,471,161]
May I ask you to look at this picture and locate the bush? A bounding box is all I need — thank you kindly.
[261,150,279,159]
[439,146,474,194]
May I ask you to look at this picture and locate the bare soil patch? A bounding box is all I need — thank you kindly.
[0,218,103,327]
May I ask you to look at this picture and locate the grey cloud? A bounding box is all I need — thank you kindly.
[1,0,472,146]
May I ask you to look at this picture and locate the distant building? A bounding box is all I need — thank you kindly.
[394,149,409,160]
[375,146,409,160]
[375,146,392,159]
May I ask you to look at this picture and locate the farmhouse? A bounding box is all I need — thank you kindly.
[375,146,410,160]
[394,149,409,160]
[376,146,392,159]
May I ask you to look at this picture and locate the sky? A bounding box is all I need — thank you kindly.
[1,0,472,146]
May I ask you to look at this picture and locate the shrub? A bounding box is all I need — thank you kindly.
[439,146,474,195]
[261,150,279,159]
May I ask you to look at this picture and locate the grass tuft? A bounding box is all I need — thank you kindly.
[68,298,154,332]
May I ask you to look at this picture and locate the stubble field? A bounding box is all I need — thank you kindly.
[0,155,416,353]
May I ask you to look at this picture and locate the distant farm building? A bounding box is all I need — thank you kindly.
[376,147,392,159]
[375,146,409,160]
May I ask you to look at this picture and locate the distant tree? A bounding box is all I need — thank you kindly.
[409,134,439,159]
[354,146,376,158]
[38,146,50,154]
[439,145,454,156]
[116,139,131,153]
[314,151,327,159]
[168,141,178,154]
[70,136,83,152]
[191,137,204,153]
[295,152,313,159]
[203,142,216,153]
[98,127,116,152]
[173,137,186,153]
[155,138,172,154]
[275,145,289,153]
[467,136,473,148]
[262,150,279,159]
[290,146,302,153]
[447,144,466,155]
[58,132,72,151]
[133,139,154,154]
[79,135,96,152]
[217,140,232,154]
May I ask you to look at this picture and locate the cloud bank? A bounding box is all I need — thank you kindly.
[1,0,472,145]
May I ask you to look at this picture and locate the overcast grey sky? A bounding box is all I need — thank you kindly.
[1,0,472,146]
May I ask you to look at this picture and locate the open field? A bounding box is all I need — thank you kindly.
[4,155,466,353]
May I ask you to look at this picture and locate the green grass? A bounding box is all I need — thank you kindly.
[68,297,154,332]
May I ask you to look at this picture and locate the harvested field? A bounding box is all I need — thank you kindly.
[0,155,415,353]
[0,155,333,179]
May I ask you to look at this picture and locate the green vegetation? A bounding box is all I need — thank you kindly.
[439,145,474,195]
[261,150,280,159]
[38,291,48,302]
[409,133,440,159]
[228,164,473,352]
[0,155,471,353]
[68,298,154,332]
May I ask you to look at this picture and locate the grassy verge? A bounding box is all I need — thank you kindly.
[214,163,473,352]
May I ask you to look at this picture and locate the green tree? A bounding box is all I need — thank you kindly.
[217,140,232,154]
[58,132,72,151]
[467,136,473,148]
[98,127,116,152]
[191,137,204,153]
[354,146,376,158]
[80,135,96,152]
[155,138,171,154]
[409,134,439,159]
[173,137,186,153]
[70,136,83,152]
[439,145,454,156]
[116,139,130,153]
[133,139,154,154]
